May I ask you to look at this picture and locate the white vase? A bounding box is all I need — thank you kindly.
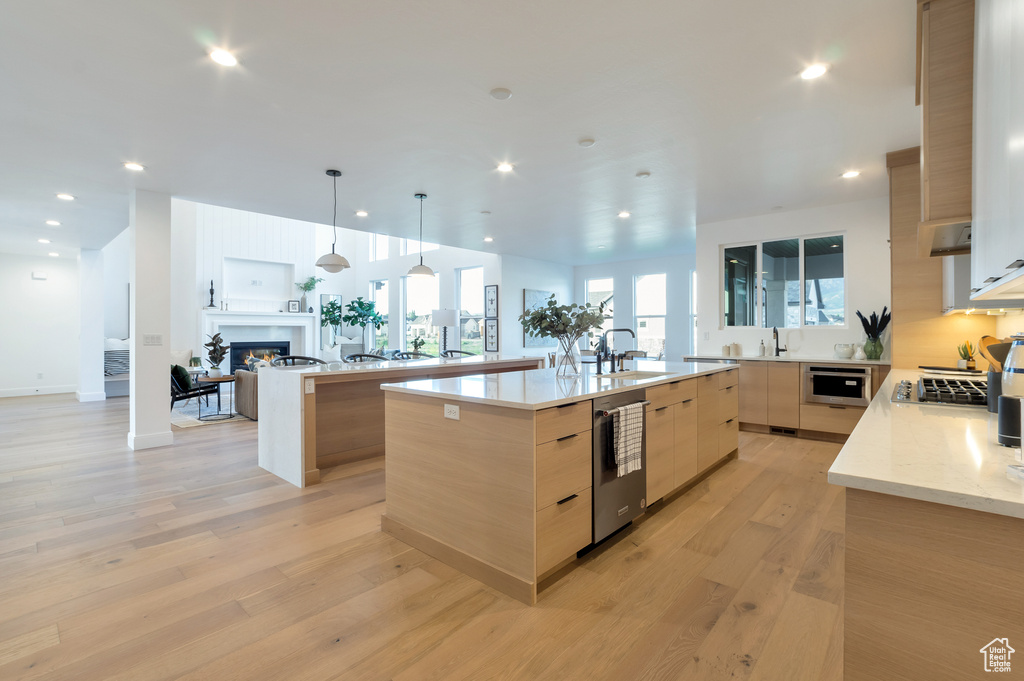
[208,367,223,378]
[853,344,867,361]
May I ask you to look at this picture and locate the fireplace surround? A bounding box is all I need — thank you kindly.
[229,341,290,375]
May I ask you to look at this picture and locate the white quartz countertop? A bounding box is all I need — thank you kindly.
[379,361,735,410]
[828,369,1024,519]
[684,354,890,365]
[260,354,541,378]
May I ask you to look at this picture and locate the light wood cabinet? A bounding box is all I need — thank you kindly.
[536,488,592,575]
[738,361,768,425]
[674,397,699,487]
[767,363,800,428]
[718,418,738,458]
[645,403,675,503]
[535,432,591,510]
[799,403,864,436]
[536,401,591,443]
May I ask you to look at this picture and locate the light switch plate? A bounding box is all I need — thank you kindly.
[304,379,315,395]
[143,334,162,346]
[444,404,460,420]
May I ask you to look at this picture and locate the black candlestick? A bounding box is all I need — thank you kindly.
[207,280,216,308]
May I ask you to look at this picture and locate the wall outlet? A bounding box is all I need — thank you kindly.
[304,378,315,395]
[703,332,710,341]
[444,404,460,420]
[143,334,163,346]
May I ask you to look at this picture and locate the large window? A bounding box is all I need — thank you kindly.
[690,269,698,355]
[400,239,439,256]
[585,277,614,351]
[403,275,439,354]
[635,273,666,359]
[458,267,484,354]
[723,235,845,328]
[369,279,389,351]
[368,234,389,262]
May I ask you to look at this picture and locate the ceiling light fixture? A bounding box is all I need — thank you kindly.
[483,237,494,242]
[48,252,59,257]
[801,63,828,80]
[578,138,596,148]
[842,170,861,179]
[123,162,145,171]
[45,220,60,226]
[56,193,74,201]
[38,238,50,244]
[407,194,435,278]
[489,87,512,100]
[618,211,631,218]
[497,162,514,173]
[315,170,352,274]
[636,171,651,179]
[355,210,368,217]
[210,49,238,66]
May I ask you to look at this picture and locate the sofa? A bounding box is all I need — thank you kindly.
[234,369,259,420]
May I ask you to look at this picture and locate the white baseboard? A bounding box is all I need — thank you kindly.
[76,391,107,402]
[127,430,174,450]
[0,385,77,398]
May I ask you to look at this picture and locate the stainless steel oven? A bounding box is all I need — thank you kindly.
[802,365,871,407]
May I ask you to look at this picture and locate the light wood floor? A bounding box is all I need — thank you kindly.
[0,394,845,680]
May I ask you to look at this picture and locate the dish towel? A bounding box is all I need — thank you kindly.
[613,402,644,477]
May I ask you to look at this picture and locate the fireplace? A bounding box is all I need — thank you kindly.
[229,341,290,374]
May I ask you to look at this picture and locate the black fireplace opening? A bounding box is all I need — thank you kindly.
[229,341,290,374]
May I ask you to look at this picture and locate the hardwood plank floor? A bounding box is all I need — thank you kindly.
[0,394,845,680]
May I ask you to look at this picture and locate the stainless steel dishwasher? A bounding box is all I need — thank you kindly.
[592,389,648,543]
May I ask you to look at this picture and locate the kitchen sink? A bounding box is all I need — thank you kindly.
[595,370,670,381]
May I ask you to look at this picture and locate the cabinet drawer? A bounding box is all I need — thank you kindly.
[697,428,719,472]
[647,378,697,410]
[696,373,720,397]
[536,400,592,444]
[674,398,699,487]
[718,418,738,458]
[536,487,592,575]
[697,392,719,432]
[799,403,865,435]
[536,431,592,510]
[719,368,738,389]
[645,404,675,503]
[718,384,739,423]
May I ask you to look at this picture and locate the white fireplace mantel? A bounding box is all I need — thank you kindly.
[199,310,316,357]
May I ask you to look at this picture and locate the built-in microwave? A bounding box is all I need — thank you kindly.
[802,365,871,407]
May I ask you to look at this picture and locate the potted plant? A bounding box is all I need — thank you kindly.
[855,307,892,360]
[411,337,426,353]
[342,297,384,352]
[204,333,230,378]
[295,276,324,312]
[958,341,977,370]
[519,294,605,375]
[320,298,345,346]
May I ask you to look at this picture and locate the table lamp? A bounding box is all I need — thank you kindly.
[432,309,458,354]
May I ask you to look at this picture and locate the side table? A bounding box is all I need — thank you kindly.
[196,375,235,421]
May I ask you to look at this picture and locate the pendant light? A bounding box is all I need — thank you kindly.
[315,169,351,273]
[407,193,435,278]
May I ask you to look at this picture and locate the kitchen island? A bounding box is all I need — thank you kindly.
[257,354,542,487]
[380,361,739,604]
[828,369,1024,680]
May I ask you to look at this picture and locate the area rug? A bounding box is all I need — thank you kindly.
[171,387,250,427]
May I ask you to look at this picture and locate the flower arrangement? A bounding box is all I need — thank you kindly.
[855,307,891,360]
[519,294,605,374]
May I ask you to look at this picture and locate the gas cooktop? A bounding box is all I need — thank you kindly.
[891,376,989,407]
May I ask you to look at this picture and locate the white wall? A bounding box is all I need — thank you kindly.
[499,254,575,358]
[102,228,130,339]
[0,253,80,397]
[77,249,106,401]
[574,254,696,359]
[695,198,891,358]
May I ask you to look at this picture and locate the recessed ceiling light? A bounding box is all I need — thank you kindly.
[123,162,145,171]
[801,63,828,80]
[598,245,606,249]
[841,170,861,179]
[38,238,50,244]
[355,210,368,217]
[48,252,59,257]
[497,162,514,172]
[483,237,494,242]
[578,138,596,148]
[209,49,238,66]
[636,171,651,179]
[489,87,512,100]
[831,244,839,248]
[480,210,491,215]
[45,220,60,226]
[618,211,631,218]
[56,193,74,201]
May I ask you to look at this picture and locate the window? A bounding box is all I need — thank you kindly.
[585,277,614,350]
[458,267,484,354]
[369,280,389,351]
[722,235,845,328]
[634,273,666,359]
[690,269,698,355]
[368,234,389,262]
[400,239,439,256]
[403,275,439,353]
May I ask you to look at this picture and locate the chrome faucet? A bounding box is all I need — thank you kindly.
[601,328,637,373]
[772,326,787,357]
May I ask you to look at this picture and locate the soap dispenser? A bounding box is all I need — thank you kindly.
[758,340,766,357]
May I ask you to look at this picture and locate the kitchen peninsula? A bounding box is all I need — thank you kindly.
[380,361,739,604]
[828,369,1024,680]
[258,355,543,487]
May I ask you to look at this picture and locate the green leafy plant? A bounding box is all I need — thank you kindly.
[412,337,426,352]
[204,333,229,369]
[296,276,324,293]
[342,297,384,330]
[855,307,891,340]
[519,294,605,373]
[958,340,976,360]
[320,299,345,332]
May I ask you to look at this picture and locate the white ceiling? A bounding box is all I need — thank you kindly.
[0,0,919,265]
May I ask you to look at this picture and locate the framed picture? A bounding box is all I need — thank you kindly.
[485,318,499,352]
[523,289,558,348]
[287,300,300,313]
[484,285,498,318]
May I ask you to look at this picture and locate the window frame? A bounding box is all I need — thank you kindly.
[456,266,485,354]
[368,279,389,350]
[633,273,667,359]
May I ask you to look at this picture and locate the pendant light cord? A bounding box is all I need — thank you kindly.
[332,174,338,253]
[418,196,424,266]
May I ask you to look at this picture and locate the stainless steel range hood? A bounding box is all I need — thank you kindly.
[918,217,972,258]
